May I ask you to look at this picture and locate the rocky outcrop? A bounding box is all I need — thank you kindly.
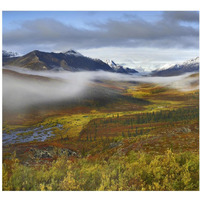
[29,146,77,159]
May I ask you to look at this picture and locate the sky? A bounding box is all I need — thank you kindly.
[2,11,199,71]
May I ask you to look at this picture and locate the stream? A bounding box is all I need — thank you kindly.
[3,124,63,146]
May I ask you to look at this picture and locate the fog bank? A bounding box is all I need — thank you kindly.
[3,66,198,111]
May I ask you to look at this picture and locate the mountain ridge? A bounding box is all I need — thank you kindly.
[3,50,198,76]
[3,49,140,74]
[3,50,113,72]
[152,57,199,76]
[106,59,138,74]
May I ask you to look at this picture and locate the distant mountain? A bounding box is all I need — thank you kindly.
[3,50,19,63]
[152,57,199,76]
[106,60,138,74]
[3,50,18,58]
[3,50,114,72]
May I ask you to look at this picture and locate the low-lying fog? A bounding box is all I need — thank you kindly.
[3,66,198,111]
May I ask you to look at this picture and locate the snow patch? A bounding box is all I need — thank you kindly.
[63,49,83,57]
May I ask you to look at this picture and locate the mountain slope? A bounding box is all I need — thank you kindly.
[152,57,199,76]
[3,50,114,72]
[106,60,138,74]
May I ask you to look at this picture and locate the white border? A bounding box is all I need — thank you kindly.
[1,0,200,198]
[0,0,200,10]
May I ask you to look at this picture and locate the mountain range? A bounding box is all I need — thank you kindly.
[3,50,199,76]
[3,50,138,74]
[152,57,199,76]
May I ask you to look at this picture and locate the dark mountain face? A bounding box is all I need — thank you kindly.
[106,59,138,74]
[113,66,127,74]
[125,67,138,74]
[152,57,199,76]
[152,66,198,76]
[113,66,138,74]
[3,50,114,72]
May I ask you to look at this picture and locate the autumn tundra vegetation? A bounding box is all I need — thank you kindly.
[2,70,199,191]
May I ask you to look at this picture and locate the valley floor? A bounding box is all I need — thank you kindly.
[2,75,199,191]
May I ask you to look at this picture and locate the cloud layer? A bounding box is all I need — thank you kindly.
[3,67,198,111]
[3,11,199,52]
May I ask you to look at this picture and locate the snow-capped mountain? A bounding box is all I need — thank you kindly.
[106,60,121,69]
[152,57,199,76]
[63,49,83,57]
[180,57,199,73]
[155,63,177,72]
[3,50,18,58]
[183,57,199,66]
[106,59,138,74]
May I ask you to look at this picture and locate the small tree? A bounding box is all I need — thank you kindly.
[122,132,125,137]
